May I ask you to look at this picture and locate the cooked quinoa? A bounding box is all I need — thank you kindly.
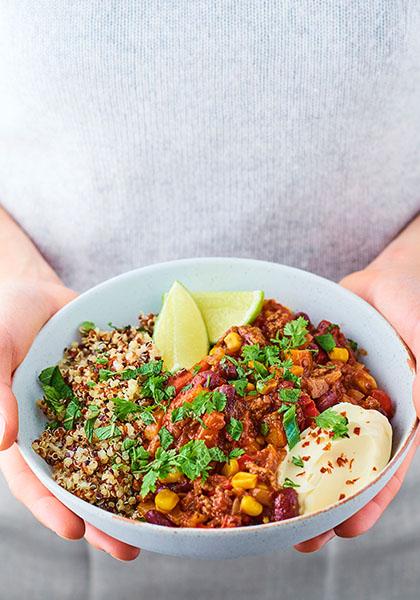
[33,317,163,519]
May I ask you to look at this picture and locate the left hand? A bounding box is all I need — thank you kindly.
[295,257,420,552]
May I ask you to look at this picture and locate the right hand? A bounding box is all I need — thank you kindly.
[0,279,140,560]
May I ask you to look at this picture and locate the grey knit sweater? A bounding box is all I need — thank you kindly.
[0,2,419,600]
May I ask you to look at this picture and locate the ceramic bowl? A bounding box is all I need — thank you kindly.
[14,258,417,559]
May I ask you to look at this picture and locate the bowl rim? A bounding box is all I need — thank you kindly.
[16,256,419,536]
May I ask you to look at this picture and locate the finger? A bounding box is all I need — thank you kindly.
[84,523,140,561]
[334,438,418,538]
[0,382,18,450]
[294,529,335,553]
[0,444,85,540]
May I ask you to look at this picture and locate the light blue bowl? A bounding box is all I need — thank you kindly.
[14,258,417,559]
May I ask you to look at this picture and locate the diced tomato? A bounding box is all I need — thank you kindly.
[168,369,193,393]
[371,389,394,418]
[237,453,253,470]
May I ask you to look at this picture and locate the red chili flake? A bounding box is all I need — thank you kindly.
[302,441,310,448]
[320,466,328,473]
[316,437,322,444]
[339,493,346,501]
[336,454,348,467]
[340,412,347,418]
[302,456,310,462]
[323,442,332,451]
[372,466,377,472]
[353,426,361,436]
[327,460,333,469]
[296,471,306,477]
[349,458,354,470]
[345,478,360,485]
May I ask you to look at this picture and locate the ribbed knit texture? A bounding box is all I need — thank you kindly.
[0,1,419,290]
[0,2,420,599]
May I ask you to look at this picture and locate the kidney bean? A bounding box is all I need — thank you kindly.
[156,481,192,494]
[215,384,237,417]
[145,510,177,527]
[273,488,299,521]
[191,370,225,390]
[220,360,238,380]
[316,389,339,412]
[370,389,394,418]
[307,342,328,365]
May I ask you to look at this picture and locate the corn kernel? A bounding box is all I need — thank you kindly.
[222,458,239,477]
[209,346,225,359]
[224,332,243,353]
[290,365,304,376]
[246,382,255,391]
[232,471,258,490]
[160,469,182,484]
[263,516,270,524]
[240,495,263,516]
[155,489,180,512]
[329,347,349,362]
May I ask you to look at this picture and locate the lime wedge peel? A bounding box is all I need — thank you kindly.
[153,281,209,371]
[192,290,264,343]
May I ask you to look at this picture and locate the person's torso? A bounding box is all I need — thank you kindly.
[0,1,419,290]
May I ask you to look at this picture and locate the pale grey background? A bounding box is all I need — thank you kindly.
[0,1,419,599]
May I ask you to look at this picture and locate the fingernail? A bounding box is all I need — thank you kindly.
[0,413,6,446]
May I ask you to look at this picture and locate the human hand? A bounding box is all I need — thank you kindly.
[295,257,420,552]
[0,280,140,560]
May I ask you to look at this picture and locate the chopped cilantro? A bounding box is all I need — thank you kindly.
[229,448,245,459]
[84,404,99,441]
[87,381,96,388]
[226,417,243,441]
[79,321,96,333]
[291,455,304,468]
[282,317,309,349]
[279,388,301,403]
[314,333,336,353]
[96,356,108,365]
[348,338,358,352]
[95,423,122,440]
[113,398,142,420]
[282,404,300,449]
[260,422,269,436]
[181,383,193,393]
[228,378,248,396]
[283,477,300,489]
[315,409,349,439]
[159,426,174,450]
[171,390,227,423]
[192,364,202,375]
[63,397,81,430]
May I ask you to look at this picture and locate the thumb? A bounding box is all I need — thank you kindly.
[339,269,378,305]
[0,331,18,449]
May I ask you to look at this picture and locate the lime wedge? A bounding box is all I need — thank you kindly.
[192,290,264,343]
[153,281,209,371]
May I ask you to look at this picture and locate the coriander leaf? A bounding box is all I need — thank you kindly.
[159,426,174,450]
[181,383,193,393]
[283,317,309,349]
[279,388,301,403]
[84,404,100,441]
[208,446,227,463]
[192,364,202,375]
[137,360,163,376]
[229,448,245,459]
[113,397,142,420]
[140,470,160,497]
[282,405,300,449]
[98,368,115,381]
[314,333,336,353]
[121,438,136,451]
[96,357,108,365]
[63,397,81,430]
[241,344,264,362]
[129,445,150,472]
[260,422,269,436]
[283,477,300,489]
[139,408,156,425]
[315,409,349,439]
[80,321,95,333]
[291,455,304,468]
[212,390,227,412]
[348,338,358,352]
[45,420,60,431]
[42,385,65,416]
[228,378,248,396]
[87,381,96,388]
[39,366,74,400]
[95,423,122,440]
[177,440,212,481]
[226,417,243,441]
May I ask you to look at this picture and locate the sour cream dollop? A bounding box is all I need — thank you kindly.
[277,402,392,514]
